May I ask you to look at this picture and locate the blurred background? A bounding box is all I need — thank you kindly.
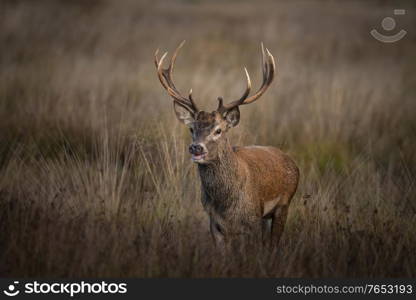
[0,0,415,277]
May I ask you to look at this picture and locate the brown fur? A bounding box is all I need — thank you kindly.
[198,132,299,248]
[155,42,298,248]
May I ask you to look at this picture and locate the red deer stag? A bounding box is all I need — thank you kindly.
[154,41,299,248]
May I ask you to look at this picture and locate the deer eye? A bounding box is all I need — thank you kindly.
[215,128,222,135]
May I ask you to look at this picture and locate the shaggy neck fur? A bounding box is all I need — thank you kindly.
[197,137,242,211]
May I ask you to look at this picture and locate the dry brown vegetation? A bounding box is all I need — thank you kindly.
[0,0,415,277]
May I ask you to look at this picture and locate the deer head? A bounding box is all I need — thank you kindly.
[155,41,276,164]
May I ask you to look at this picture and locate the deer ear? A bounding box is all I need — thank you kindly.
[173,101,194,126]
[224,106,240,128]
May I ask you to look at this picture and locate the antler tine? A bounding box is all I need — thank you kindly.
[240,67,252,102]
[188,89,199,111]
[217,67,251,113]
[241,46,275,105]
[155,50,189,107]
[154,41,199,114]
[157,53,192,110]
[261,42,268,80]
[220,43,275,112]
[168,40,186,87]
[154,50,169,90]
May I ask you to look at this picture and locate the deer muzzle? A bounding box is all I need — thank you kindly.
[189,143,207,162]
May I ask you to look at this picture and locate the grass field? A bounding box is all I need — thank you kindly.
[0,0,415,277]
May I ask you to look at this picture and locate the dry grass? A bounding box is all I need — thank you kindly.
[0,0,415,277]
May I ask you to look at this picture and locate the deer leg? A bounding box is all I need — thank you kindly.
[235,218,263,249]
[270,204,289,249]
[261,218,272,246]
[209,217,227,248]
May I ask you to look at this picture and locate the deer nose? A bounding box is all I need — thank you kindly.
[189,143,205,155]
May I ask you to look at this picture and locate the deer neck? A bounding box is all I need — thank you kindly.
[197,138,241,206]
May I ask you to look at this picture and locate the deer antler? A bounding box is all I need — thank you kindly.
[217,43,275,114]
[154,40,199,115]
